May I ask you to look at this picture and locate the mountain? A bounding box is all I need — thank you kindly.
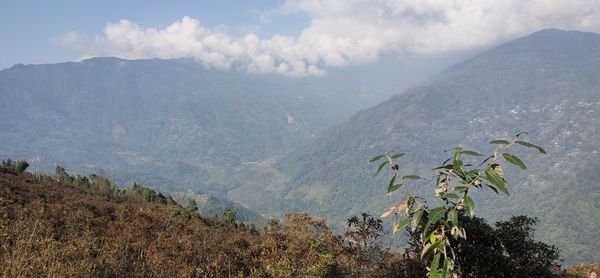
[229,29,600,266]
[0,57,419,194]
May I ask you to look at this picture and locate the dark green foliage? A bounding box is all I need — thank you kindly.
[1,159,29,173]
[407,214,561,277]
[14,160,29,172]
[494,216,561,277]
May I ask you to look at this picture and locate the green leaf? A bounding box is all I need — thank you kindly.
[430,253,442,278]
[424,207,446,234]
[429,233,437,244]
[369,155,385,163]
[453,146,463,164]
[452,159,464,175]
[490,139,510,145]
[485,169,509,195]
[411,208,424,232]
[388,184,402,193]
[502,153,527,169]
[387,175,399,193]
[390,153,405,159]
[463,196,475,218]
[441,193,459,200]
[442,259,454,278]
[448,209,458,225]
[402,175,421,180]
[421,240,444,259]
[374,161,388,177]
[454,186,468,192]
[515,140,547,154]
[394,218,410,233]
[462,150,483,156]
[465,169,480,182]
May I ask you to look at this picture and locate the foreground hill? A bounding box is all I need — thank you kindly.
[3,166,596,277]
[0,169,438,277]
[230,29,600,265]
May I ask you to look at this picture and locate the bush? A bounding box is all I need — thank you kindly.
[14,160,29,173]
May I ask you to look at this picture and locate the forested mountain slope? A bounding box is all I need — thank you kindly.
[231,29,600,266]
[0,57,409,195]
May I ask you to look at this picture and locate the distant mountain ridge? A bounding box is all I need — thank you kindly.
[229,29,600,266]
[0,56,416,195]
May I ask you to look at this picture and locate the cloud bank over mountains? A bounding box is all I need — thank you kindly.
[58,0,600,77]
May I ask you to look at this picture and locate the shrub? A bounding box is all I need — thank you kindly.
[14,160,29,173]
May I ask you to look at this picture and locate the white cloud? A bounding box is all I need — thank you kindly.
[59,0,600,77]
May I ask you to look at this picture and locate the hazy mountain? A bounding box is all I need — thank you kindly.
[0,56,434,193]
[229,29,600,265]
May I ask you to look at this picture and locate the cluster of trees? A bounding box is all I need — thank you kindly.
[1,159,29,173]
[53,165,177,205]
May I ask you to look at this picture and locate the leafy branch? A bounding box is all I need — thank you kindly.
[370,133,546,277]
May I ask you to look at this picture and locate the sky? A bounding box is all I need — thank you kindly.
[2,0,600,76]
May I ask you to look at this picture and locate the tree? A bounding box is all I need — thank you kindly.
[340,213,386,276]
[405,213,561,277]
[345,213,384,250]
[494,216,560,277]
[372,133,547,276]
[222,208,237,227]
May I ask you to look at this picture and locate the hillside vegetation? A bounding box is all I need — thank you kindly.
[0,169,423,277]
[2,165,597,277]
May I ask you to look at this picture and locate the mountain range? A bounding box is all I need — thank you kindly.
[1,28,598,265]
[229,29,600,265]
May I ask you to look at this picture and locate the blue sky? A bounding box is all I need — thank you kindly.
[0,1,308,69]
[1,1,599,75]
